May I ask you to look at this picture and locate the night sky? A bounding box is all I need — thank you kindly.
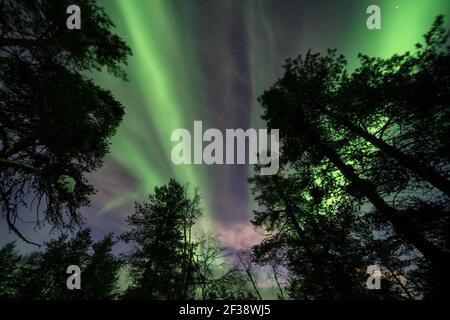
[2,0,449,253]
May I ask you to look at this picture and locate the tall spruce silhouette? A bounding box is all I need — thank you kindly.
[121,179,203,299]
[121,179,257,300]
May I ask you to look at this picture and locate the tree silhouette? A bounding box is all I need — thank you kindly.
[250,167,404,299]
[253,16,450,299]
[0,230,121,300]
[121,179,202,299]
[121,179,258,300]
[0,0,130,78]
[0,180,260,301]
[194,236,257,300]
[0,242,22,299]
[82,234,122,299]
[0,0,131,244]
[2,1,448,302]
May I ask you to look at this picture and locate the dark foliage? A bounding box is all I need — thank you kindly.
[0,0,131,243]
[251,16,450,299]
[0,229,121,300]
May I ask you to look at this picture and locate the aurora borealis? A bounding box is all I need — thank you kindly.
[2,0,449,252]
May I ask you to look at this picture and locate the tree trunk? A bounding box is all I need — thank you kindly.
[0,158,35,172]
[237,253,262,300]
[273,179,335,299]
[318,140,450,271]
[272,265,285,300]
[333,113,450,198]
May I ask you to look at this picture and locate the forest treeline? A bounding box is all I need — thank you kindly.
[0,180,260,300]
[1,1,450,299]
